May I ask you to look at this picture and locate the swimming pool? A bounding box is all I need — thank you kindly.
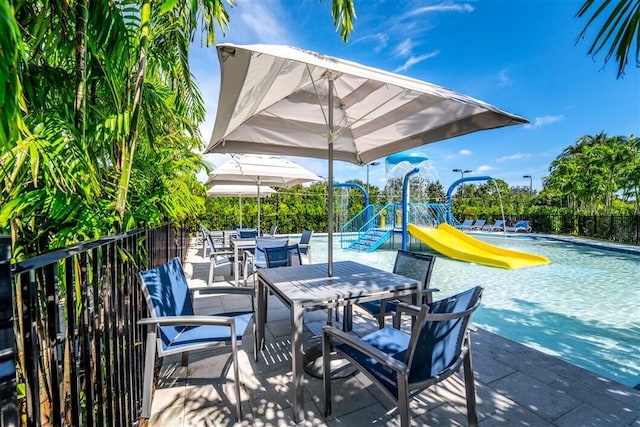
[308,233,640,388]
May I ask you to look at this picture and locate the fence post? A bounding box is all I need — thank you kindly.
[0,236,18,426]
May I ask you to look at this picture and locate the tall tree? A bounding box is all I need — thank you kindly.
[543,133,638,214]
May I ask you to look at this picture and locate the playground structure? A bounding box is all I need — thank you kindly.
[338,153,549,269]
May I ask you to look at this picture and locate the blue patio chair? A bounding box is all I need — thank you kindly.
[298,229,313,263]
[137,258,256,421]
[243,237,289,285]
[268,225,278,236]
[322,286,483,427]
[264,244,302,268]
[238,229,259,239]
[356,250,438,328]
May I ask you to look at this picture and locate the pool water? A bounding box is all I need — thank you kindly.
[309,234,640,387]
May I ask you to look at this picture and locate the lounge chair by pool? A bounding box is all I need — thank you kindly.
[505,220,532,233]
[458,219,474,230]
[470,219,486,230]
[483,219,505,232]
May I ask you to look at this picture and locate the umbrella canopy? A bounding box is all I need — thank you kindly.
[207,184,277,197]
[207,184,277,228]
[206,154,321,231]
[205,43,529,275]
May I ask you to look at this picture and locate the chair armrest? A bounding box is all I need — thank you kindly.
[190,286,254,297]
[322,326,408,375]
[395,302,421,317]
[137,315,244,327]
[211,249,234,257]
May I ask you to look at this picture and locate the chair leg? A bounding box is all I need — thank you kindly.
[208,258,215,285]
[232,335,242,421]
[243,259,251,286]
[322,331,332,416]
[141,331,157,419]
[463,342,478,427]
[252,317,258,362]
[397,378,410,427]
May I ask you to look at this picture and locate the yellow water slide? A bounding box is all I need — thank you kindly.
[407,223,550,269]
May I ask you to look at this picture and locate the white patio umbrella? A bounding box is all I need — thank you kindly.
[205,43,529,275]
[206,154,321,232]
[207,184,277,228]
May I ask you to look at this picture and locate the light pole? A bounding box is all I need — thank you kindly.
[523,175,532,195]
[453,168,472,197]
[452,168,473,180]
[366,161,380,189]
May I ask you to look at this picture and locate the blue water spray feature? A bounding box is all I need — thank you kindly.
[401,168,419,250]
[445,176,493,224]
[333,182,369,206]
[385,152,431,251]
[333,182,372,225]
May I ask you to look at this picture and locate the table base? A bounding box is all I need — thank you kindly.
[303,344,358,380]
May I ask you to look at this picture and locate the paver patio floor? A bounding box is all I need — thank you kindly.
[146,241,640,426]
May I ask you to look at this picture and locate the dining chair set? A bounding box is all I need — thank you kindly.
[137,233,482,426]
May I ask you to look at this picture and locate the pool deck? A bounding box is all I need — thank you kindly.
[146,239,640,426]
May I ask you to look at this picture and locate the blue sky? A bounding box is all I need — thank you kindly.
[193,0,639,192]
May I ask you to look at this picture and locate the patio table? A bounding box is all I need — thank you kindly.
[256,260,420,423]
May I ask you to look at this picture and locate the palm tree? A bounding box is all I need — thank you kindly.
[577,0,640,78]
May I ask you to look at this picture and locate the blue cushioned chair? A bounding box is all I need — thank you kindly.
[264,244,302,268]
[238,228,259,239]
[357,250,438,328]
[137,258,256,421]
[323,286,483,427]
[297,230,313,263]
[243,237,289,285]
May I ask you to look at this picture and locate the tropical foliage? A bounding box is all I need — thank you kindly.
[202,132,639,234]
[540,133,639,214]
[0,0,356,260]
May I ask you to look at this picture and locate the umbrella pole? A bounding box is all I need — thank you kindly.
[328,78,334,277]
[257,180,261,234]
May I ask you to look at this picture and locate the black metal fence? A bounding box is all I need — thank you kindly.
[526,214,640,245]
[2,224,189,426]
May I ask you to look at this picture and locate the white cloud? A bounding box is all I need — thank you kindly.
[407,3,475,16]
[476,165,494,172]
[459,149,472,156]
[496,153,532,162]
[524,114,565,129]
[498,69,511,86]
[395,39,413,57]
[352,33,389,53]
[237,2,291,44]
[394,50,440,73]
